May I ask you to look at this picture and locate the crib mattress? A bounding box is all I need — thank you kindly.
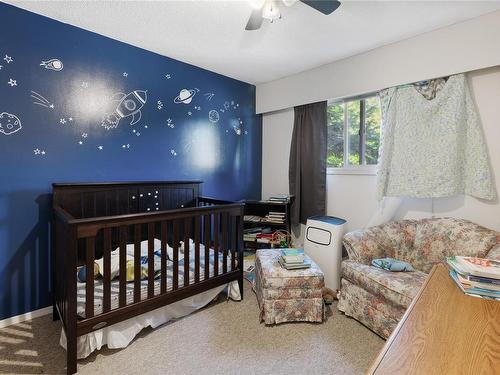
[77,247,234,318]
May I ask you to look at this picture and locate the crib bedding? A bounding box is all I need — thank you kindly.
[77,244,234,318]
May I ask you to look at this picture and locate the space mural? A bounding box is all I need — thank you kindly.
[0,53,251,161]
[0,2,261,321]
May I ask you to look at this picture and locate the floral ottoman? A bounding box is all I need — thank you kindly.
[254,249,325,325]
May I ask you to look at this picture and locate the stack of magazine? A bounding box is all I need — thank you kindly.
[278,249,311,270]
[446,256,500,301]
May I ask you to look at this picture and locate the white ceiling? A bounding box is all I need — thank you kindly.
[5,0,500,84]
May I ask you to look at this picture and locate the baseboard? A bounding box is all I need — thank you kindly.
[0,306,52,329]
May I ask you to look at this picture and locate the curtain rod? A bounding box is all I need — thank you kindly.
[328,73,457,104]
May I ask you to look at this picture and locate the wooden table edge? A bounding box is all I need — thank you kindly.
[366,264,443,375]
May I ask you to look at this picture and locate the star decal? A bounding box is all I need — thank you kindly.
[3,55,13,64]
[82,133,88,138]
[34,148,41,155]
[7,78,17,87]
[59,118,66,124]
[123,72,128,77]
[97,145,103,150]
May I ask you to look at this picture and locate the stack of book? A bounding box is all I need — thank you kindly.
[278,249,311,270]
[268,194,290,203]
[446,256,500,301]
[243,227,263,242]
[263,211,286,224]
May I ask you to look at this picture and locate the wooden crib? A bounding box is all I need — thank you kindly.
[52,181,244,374]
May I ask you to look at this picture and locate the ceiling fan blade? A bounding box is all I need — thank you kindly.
[245,9,264,31]
[300,0,341,15]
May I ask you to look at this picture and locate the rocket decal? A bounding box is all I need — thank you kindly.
[101,90,147,130]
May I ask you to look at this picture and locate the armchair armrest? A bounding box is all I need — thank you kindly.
[487,242,500,260]
[343,226,395,265]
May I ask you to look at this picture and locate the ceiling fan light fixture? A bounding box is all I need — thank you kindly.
[262,2,281,22]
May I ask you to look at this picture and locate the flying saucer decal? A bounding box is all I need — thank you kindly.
[0,112,22,136]
[174,88,198,104]
[40,59,63,71]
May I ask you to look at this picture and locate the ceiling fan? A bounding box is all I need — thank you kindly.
[245,0,341,30]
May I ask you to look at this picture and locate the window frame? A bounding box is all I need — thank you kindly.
[327,92,380,176]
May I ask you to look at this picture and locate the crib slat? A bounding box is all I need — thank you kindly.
[103,228,111,313]
[231,216,236,271]
[222,213,228,274]
[214,213,219,277]
[119,226,127,307]
[148,222,155,298]
[85,237,95,319]
[173,220,179,290]
[204,214,210,280]
[160,221,168,294]
[194,216,200,283]
[134,224,141,303]
[184,218,190,287]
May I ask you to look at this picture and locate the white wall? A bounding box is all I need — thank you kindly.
[262,66,500,234]
[256,10,500,114]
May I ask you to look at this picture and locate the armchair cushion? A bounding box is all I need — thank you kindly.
[343,226,395,265]
[343,220,418,265]
[409,218,499,273]
[341,260,427,308]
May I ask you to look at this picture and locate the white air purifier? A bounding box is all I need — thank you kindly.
[304,216,347,292]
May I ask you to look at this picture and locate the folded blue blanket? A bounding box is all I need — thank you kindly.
[372,258,414,272]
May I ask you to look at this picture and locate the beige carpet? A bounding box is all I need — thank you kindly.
[0,282,384,374]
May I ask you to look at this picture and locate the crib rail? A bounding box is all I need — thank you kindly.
[53,200,244,338]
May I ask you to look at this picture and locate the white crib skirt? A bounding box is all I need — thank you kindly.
[60,281,241,359]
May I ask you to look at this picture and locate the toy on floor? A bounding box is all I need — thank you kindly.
[322,287,338,305]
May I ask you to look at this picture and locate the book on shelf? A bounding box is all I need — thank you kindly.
[268,194,290,203]
[244,227,264,234]
[244,215,263,223]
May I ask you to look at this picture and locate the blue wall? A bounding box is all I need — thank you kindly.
[0,3,262,320]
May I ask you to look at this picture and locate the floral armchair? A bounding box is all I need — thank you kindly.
[337,217,500,339]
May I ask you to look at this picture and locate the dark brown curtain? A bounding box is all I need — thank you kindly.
[289,101,327,235]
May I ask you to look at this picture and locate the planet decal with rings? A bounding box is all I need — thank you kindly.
[174,88,199,104]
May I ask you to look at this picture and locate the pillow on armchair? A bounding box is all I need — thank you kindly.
[408,217,499,273]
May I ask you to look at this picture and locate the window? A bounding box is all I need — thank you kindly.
[327,95,382,172]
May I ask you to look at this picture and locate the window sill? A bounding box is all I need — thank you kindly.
[327,166,377,176]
